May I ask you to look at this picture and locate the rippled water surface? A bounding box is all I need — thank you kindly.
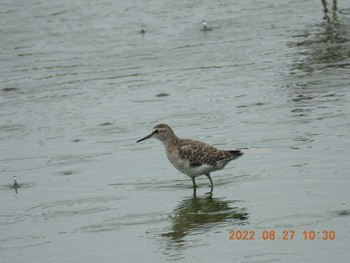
[1,0,350,262]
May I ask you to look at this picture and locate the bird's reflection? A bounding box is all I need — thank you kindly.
[161,193,248,255]
[322,0,337,21]
[286,3,349,122]
[290,5,348,76]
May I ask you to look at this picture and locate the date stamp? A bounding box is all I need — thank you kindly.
[229,229,335,241]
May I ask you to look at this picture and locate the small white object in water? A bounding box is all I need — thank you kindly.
[13,176,19,187]
[202,20,213,31]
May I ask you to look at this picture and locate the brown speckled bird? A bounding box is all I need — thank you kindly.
[137,124,243,190]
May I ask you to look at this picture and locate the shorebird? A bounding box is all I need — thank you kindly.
[13,176,18,188]
[137,124,243,190]
[202,20,213,31]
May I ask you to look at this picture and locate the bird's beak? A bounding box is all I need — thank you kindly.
[136,133,153,143]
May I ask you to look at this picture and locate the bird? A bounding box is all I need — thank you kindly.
[201,20,213,31]
[13,176,19,188]
[137,124,243,191]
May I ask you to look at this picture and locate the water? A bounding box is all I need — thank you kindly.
[1,0,350,262]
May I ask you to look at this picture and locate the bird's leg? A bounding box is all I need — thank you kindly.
[205,173,214,194]
[321,0,329,20]
[192,187,197,197]
[205,173,214,188]
[191,177,197,188]
[206,187,213,195]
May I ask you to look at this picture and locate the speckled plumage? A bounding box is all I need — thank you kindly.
[137,124,243,190]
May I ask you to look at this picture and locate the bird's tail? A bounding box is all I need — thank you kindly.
[229,150,244,159]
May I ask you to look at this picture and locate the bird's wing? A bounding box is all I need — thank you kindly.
[177,140,232,166]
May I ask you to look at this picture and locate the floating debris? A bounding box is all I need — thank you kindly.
[338,203,350,216]
[156,93,170,97]
[139,25,146,35]
[2,87,18,92]
[99,122,113,126]
[55,170,79,176]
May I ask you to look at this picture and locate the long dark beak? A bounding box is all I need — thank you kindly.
[136,133,153,143]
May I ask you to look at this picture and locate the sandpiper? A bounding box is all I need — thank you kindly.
[137,124,243,190]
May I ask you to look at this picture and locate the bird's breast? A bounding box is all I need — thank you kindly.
[164,146,216,177]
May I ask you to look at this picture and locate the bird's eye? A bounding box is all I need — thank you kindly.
[154,129,159,133]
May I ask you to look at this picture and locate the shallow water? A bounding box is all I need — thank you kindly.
[1,0,350,262]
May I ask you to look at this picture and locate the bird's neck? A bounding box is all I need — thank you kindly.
[163,135,180,148]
